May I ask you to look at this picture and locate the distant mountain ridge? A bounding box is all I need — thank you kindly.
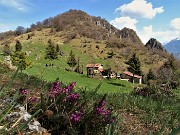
[164,38,180,59]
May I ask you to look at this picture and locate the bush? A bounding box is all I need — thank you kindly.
[0,68,116,134]
[96,45,100,49]
[134,84,174,100]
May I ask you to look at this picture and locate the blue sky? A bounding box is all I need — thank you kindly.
[0,0,179,44]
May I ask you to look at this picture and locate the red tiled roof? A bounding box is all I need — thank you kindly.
[86,63,102,68]
[123,71,142,79]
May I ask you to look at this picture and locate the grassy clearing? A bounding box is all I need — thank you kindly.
[24,64,133,93]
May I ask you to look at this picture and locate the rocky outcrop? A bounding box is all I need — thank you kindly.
[0,98,47,134]
[145,38,164,50]
[119,27,143,45]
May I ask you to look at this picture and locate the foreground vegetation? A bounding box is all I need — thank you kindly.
[0,63,180,134]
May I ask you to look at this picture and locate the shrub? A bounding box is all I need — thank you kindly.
[134,84,174,100]
[96,44,100,49]
[0,68,116,134]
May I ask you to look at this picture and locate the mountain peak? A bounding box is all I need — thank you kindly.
[145,38,164,50]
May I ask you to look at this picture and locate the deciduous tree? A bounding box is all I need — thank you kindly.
[15,26,26,35]
[3,44,11,56]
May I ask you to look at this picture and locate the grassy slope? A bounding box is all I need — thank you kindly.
[0,27,168,75]
[0,41,133,93]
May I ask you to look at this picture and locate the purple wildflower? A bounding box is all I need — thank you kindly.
[20,89,28,95]
[67,93,79,102]
[95,95,115,124]
[29,96,38,103]
[101,100,106,107]
[96,94,107,114]
[71,111,83,123]
[63,82,76,94]
[63,87,70,94]
[52,81,61,89]
[96,107,104,114]
[98,94,106,108]
[49,81,62,97]
[102,109,111,116]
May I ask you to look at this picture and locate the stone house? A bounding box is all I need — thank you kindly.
[86,63,103,77]
[121,71,142,84]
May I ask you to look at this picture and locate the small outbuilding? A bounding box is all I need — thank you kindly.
[121,71,142,84]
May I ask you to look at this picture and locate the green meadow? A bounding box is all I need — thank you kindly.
[0,42,133,93]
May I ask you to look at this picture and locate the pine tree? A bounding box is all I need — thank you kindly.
[56,44,60,53]
[126,53,142,76]
[67,50,77,71]
[45,39,58,62]
[11,40,31,70]
[107,51,115,58]
[15,40,22,52]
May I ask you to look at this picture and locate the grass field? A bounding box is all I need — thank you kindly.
[0,42,133,93]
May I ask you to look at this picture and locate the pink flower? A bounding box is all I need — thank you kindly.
[63,82,76,94]
[20,89,28,95]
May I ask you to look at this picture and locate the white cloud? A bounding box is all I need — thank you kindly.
[116,0,164,19]
[112,1,178,44]
[137,24,180,44]
[170,18,180,30]
[110,16,137,31]
[0,0,30,12]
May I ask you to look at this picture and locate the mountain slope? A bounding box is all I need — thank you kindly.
[0,9,171,74]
